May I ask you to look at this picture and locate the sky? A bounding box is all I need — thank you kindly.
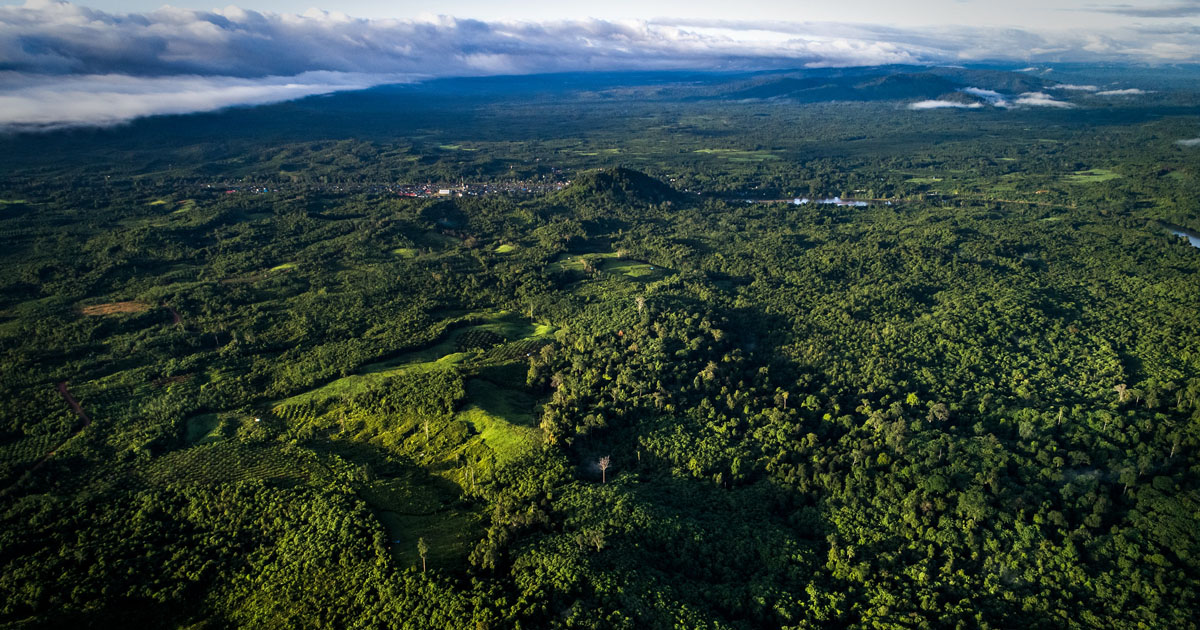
[0,0,1198,129]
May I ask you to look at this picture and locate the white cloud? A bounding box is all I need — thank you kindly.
[0,71,400,130]
[959,86,1009,107]
[1095,88,1149,95]
[909,100,983,109]
[1054,83,1098,91]
[1014,91,1074,107]
[0,2,1197,128]
[1178,138,1200,146]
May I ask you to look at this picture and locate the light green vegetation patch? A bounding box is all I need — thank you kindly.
[184,413,224,446]
[148,200,168,206]
[0,199,28,205]
[550,252,672,282]
[495,243,518,253]
[549,251,620,273]
[350,466,484,568]
[456,379,540,464]
[1066,168,1120,183]
[392,247,418,258]
[171,199,197,214]
[283,351,469,407]
[693,149,780,161]
[269,262,297,272]
[905,177,944,184]
[378,508,483,569]
[277,311,554,409]
[602,258,669,280]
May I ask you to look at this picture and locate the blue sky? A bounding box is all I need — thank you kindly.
[0,0,1197,129]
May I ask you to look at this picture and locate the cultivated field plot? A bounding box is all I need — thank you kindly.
[143,442,318,486]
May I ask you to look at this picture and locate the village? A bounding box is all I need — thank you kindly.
[204,176,573,198]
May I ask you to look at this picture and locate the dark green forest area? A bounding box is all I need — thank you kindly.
[1,67,1199,629]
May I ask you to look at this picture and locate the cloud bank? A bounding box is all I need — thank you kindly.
[1,1,1198,129]
[960,87,1010,107]
[0,71,397,129]
[1092,1,1200,18]
[908,100,983,110]
[1095,88,1149,95]
[1014,91,1074,107]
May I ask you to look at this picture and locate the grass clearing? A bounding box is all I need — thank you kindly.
[379,509,482,570]
[277,311,554,409]
[905,177,944,184]
[392,247,418,258]
[283,352,470,408]
[0,199,28,205]
[171,199,197,214]
[185,413,224,446]
[458,406,539,464]
[79,301,152,316]
[693,149,779,161]
[495,243,518,253]
[1066,168,1120,183]
[549,251,620,273]
[148,200,168,206]
[456,378,541,464]
[551,252,671,282]
[602,258,668,281]
[269,262,297,272]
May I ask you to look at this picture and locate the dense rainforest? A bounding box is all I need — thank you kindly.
[1,65,1199,629]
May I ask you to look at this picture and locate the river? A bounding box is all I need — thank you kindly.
[1167,224,1200,249]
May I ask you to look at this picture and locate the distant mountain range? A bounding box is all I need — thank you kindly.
[0,63,1191,175]
[661,66,1053,104]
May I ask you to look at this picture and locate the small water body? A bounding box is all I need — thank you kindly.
[1169,228,1200,249]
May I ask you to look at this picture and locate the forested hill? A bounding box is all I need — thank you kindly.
[0,65,1199,629]
[557,167,684,206]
